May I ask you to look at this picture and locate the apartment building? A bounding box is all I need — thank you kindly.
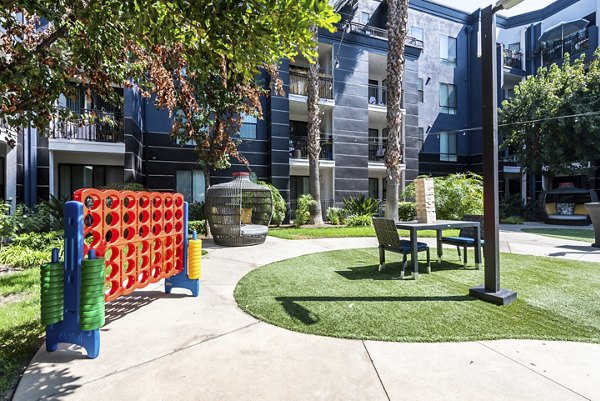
[3,0,599,211]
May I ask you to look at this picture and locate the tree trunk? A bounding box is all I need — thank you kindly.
[307,25,323,225]
[384,0,409,221]
[203,165,211,238]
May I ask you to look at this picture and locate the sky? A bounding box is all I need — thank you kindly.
[428,0,559,17]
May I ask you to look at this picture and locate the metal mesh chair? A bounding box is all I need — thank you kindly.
[441,215,484,266]
[372,218,430,279]
[205,172,273,247]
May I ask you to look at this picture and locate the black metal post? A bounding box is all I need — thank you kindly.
[469,5,517,305]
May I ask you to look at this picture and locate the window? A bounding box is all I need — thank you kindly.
[290,176,309,202]
[439,83,457,115]
[59,165,123,199]
[439,132,457,162]
[176,170,205,203]
[508,42,520,52]
[239,114,257,139]
[411,26,424,43]
[440,35,457,64]
[417,78,424,102]
[368,178,379,199]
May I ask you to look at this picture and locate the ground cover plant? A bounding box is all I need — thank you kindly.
[235,249,600,343]
[521,228,594,243]
[268,226,459,240]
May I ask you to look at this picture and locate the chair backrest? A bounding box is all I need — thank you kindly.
[458,215,484,239]
[372,218,402,248]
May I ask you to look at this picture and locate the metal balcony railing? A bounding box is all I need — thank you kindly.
[289,135,334,160]
[368,141,387,162]
[346,22,424,47]
[49,108,124,142]
[503,49,523,69]
[289,71,334,99]
[541,28,590,65]
[368,84,388,106]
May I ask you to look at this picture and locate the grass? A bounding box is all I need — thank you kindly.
[235,249,600,343]
[0,268,44,400]
[269,226,460,240]
[521,228,595,243]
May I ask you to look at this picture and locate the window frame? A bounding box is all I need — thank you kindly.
[239,113,257,139]
[417,78,424,103]
[440,34,457,65]
[439,132,458,162]
[58,164,124,199]
[411,26,424,43]
[175,170,205,203]
[439,83,457,115]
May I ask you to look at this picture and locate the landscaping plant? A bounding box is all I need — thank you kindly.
[294,194,317,227]
[258,181,286,226]
[344,214,372,227]
[342,194,381,217]
[397,202,416,221]
[326,207,344,225]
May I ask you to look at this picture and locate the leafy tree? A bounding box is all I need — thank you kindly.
[258,181,286,226]
[384,0,409,221]
[500,51,600,178]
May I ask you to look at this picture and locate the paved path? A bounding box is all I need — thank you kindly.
[15,226,600,401]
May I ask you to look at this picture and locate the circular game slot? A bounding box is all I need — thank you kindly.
[164,261,174,275]
[139,240,150,254]
[175,209,183,220]
[123,210,135,224]
[123,227,135,241]
[153,252,162,265]
[122,243,136,258]
[175,234,183,246]
[165,197,173,208]
[139,225,150,238]
[164,236,173,248]
[164,222,173,234]
[151,265,162,278]
[175,221,183,232]
[139,196,150,208]
[175,196,183,207]
[84,213,93,228]
[152,224,162,236]
[85,195,101,210]
[138,255,150,270]
[175,259,183,271]
[106,262,119,279]
[152,209,163,222]
[105,228,119,244]
[164,248,173,261]
[153,196,163,208]
[137,271,150,284]
[123,274,136,290]
[123,194,136,208]
[106,195,121,209]
[138,210,150,224]
[153,238,162,251]
[106,280,119,298]
[164,209,173,221]
[124,257,136,274]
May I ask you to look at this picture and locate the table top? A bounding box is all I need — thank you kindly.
[395,220,481,230]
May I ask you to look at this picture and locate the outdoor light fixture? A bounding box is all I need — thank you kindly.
[426,124,432,133]
[425,76,431,85]
[468,0,524,306]
[335,59,340,69]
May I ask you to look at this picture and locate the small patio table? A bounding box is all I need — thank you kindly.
[395,220,482,279]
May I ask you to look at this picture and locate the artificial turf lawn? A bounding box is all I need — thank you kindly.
[521,228,595,243]
[0,268,44,400]
[268,226,460,240]
[234,249,600,343]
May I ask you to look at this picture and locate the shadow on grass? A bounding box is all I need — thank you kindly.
[336,261,473,281]
[276,295,475,325]
[549,244,600,257]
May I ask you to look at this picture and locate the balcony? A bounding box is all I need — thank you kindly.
[503,49,523,70]
[50,108,124,142]
[347,22,424,48]
[368,84,387,107]
[541,28,590,66]
[289,135,334,160]
[368,140,387,162]
[289,70,333,99]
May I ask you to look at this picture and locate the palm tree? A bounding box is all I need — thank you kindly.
[307,25,324,224]
[384,0,409,221]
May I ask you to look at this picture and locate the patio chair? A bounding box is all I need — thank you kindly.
[372,218,430,279]
[440,215,484,267]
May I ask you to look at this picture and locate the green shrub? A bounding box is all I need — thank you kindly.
[342,194,381,216]
[294,194,316,227]
[500,216,524,224]
[0,202,14,244]
[258,181,286,226]
[13,231,64,250]
[345,214,373,227]
[12,203,58,234]
[41,195,67,230]
[403,173,483,220]
[188,220,207,235]
[0,245,52,269]
[100,182,146,191]
[188,202,205,221]
[326,207,344,225]
[398,202,416,221]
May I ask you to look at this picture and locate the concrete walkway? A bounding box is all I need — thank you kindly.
[14,226,600,401]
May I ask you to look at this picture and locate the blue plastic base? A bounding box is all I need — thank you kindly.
[164,274,200,297]
[46,313,100,359]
